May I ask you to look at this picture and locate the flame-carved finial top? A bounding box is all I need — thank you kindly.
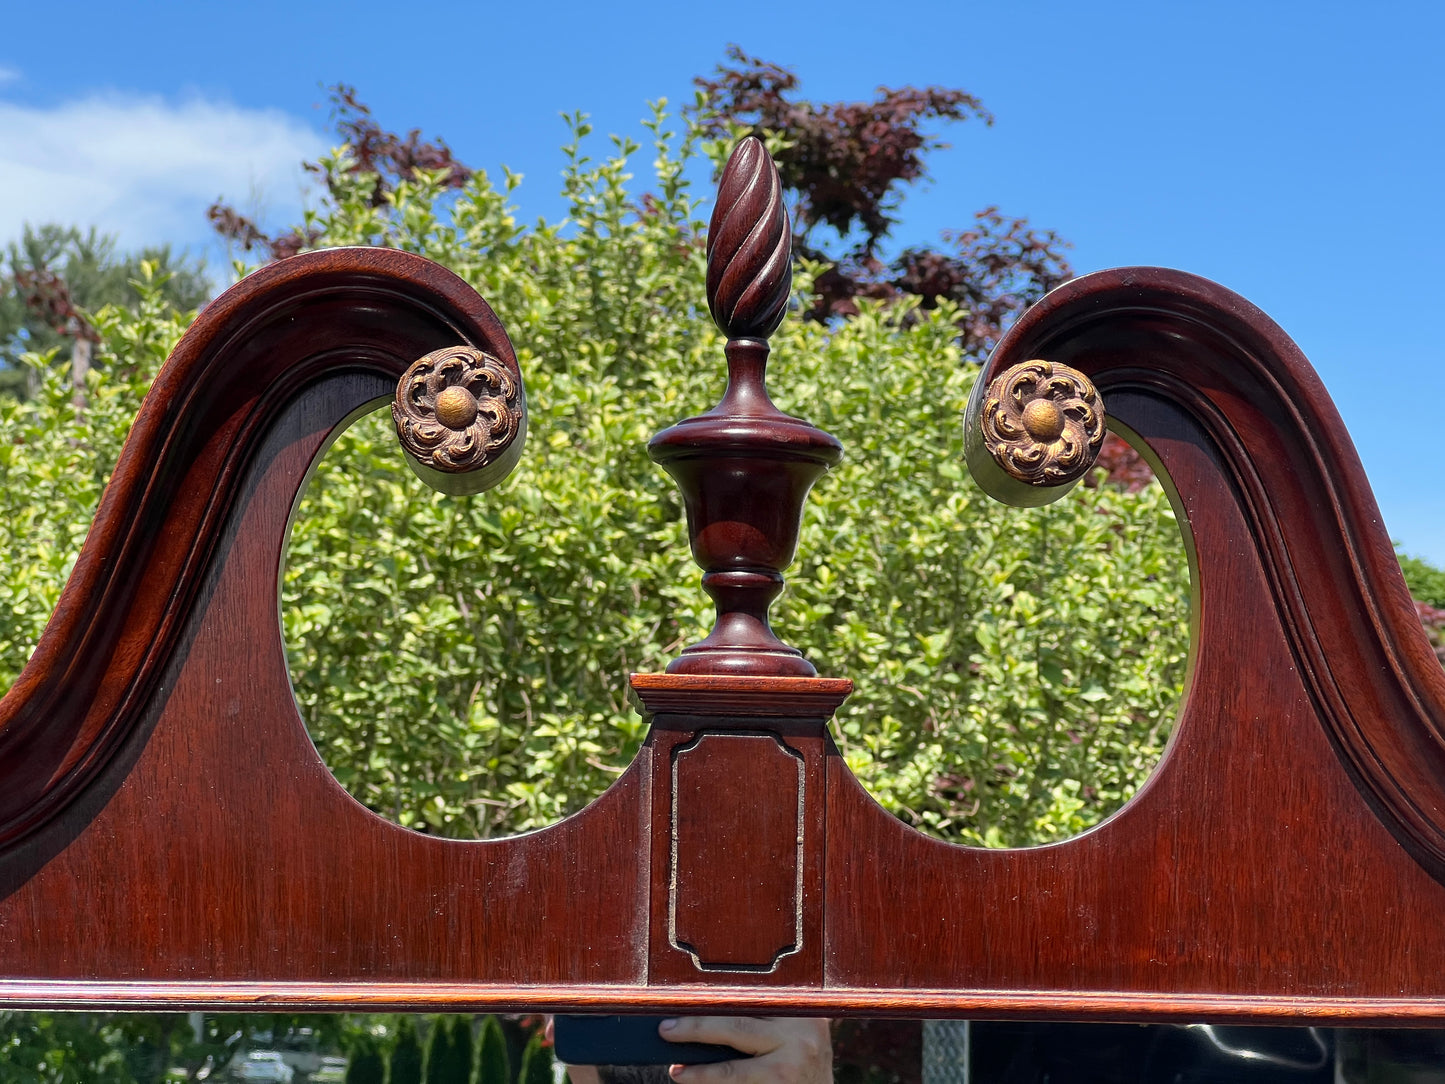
[706,136,792,341]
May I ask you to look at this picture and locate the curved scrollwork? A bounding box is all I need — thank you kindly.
[971,266,1445,886]
[0,248,521,847]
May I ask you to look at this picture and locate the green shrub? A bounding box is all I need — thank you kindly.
[390,1017,423,1084]
[0,108,1191,848]
[346,1036,386,1084]
[517,1032,552,1084]
[476,1016,507,1084]
[1400,551,1445,611]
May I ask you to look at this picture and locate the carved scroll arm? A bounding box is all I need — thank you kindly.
[0,248,525,847]
[965,266,1445,883]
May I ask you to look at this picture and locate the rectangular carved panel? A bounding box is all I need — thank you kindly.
[644,717,826,986]
[672,731,802,970]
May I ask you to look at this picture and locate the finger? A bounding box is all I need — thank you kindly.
[672,1018,831,1084]
[671,1056,757,1084]
[659,1017,781,1058]
[670,1048,802,1084]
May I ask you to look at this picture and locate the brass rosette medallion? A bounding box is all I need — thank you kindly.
[981,359,1105,486]
[392,345,526,495]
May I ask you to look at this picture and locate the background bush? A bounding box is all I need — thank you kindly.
[0,109,1190,848]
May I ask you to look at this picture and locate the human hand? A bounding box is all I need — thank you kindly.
[661,1017,831,1084]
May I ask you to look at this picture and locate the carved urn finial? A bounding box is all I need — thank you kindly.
[647,137,843,676]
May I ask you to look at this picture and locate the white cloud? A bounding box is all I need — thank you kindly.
[0,66,20,86]
[0,91,327,267]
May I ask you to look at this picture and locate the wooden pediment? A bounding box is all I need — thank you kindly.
[3,140,1445,1025]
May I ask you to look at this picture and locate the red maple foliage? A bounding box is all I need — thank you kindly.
[1087,434,1155,493]
[211,57,1069,366]
[1417,601,1445,665]
[12,266,98,343]
[323,83,472,205]
[205,203,319,263]
[693,47,992,251]
[208,84,470,262]
[692,47,1072,356]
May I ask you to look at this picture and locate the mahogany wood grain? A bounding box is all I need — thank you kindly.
[969,268,1445,884]
[0,365,646,986]
[4,188,1445,1020]
[642,713,827,988]
[0,247,521,850]
[671,733,803,970]
[628,674,853,720]
[9,981,1445,1027]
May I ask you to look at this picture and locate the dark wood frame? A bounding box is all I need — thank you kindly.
[3,140,1445,1025]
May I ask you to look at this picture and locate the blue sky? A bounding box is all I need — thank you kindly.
[3,1,1443,560]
